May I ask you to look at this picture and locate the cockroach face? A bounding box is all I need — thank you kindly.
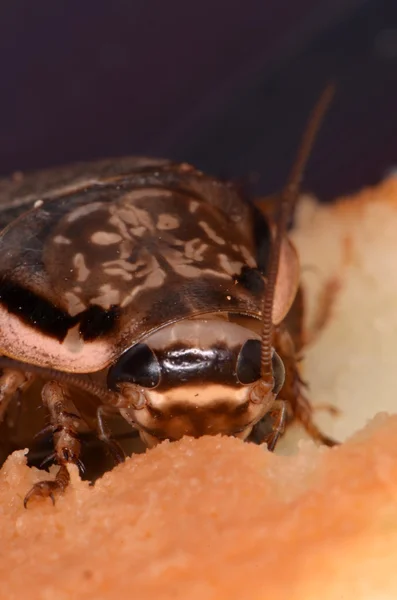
[0,157,299,458]
[0,87,334,508]
[107,318,285,447]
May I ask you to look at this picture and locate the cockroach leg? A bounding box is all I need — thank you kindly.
[263,400,287,451]
[313,403,341,417]
[305,277,341,346]
[273,324,338,447]
[96,405,125,464]
[24,381,83,507]
[247,400,287,450]
[24,465,70,508]
[291,390,337,447]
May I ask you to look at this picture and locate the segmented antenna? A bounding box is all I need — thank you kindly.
[0,356,118,404]
[260,84,335,381]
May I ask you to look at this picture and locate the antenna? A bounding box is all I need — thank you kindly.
[0,355,118,404]
[260,84,335,382]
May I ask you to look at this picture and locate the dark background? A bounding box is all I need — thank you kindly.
[1,0,397,200]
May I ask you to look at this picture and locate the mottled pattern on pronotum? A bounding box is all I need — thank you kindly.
[0,88,336,506]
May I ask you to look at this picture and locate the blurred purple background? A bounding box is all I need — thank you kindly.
[1,0,397,199]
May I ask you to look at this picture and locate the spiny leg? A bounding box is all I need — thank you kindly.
[24,381,83,507]
[304,277,341,346]
[290,389,337,447]
[265,401,287,450]
[247,400,287,450]
[273,324,338,447]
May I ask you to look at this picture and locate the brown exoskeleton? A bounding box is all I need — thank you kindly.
[0,86,336,506]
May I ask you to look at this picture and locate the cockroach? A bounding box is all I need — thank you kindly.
[0,86,335,506]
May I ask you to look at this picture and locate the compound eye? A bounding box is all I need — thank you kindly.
[236,339,261,384]
[107,343,160,390]
[236,339,285,394]
[271,350,285,396]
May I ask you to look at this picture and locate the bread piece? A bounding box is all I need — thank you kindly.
[2,178,397,599]
[1,415,397,600]
[289,177,397,445]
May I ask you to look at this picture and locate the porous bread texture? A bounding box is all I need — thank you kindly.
[1,416,397,600]
[1,177,397,599]
[285,176,397,446]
